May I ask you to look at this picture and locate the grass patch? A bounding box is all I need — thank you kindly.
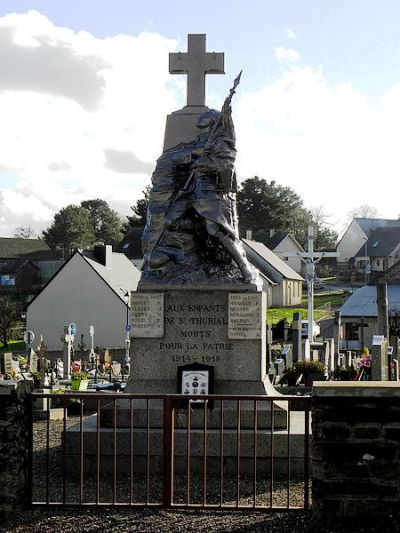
[0,339,26,352]
[267,308,327,325]
[268,290,350,325]
[312,291,350,308]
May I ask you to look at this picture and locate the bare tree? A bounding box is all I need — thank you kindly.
[347,204,379,220]
[14,226,35,239]
[309,205,338,250]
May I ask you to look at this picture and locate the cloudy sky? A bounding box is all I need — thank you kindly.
[1,0,400,238]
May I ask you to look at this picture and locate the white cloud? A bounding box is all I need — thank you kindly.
[0,11,180,236]
[2,10,400,239]
[234,64,400,228]
[0,11,108,110]
[275,46,301,63]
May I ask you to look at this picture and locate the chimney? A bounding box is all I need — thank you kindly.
[94,244,113,267]
[246,229,253,240]
[269,229,275,238]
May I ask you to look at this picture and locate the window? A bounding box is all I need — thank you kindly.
[0,274,15,286]
[346,322,360,341]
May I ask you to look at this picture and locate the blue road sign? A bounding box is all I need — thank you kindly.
[125,324,132,332]
[69,323,77,335]
[24,330,35,344]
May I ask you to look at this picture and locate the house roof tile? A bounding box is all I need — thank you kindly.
[0,237,59,260]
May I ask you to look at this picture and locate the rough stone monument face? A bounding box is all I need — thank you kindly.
[126,34,271,400]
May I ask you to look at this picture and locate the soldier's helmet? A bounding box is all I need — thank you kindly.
[196,109,220,129]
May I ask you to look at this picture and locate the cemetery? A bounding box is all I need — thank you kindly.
[2,26,400,533]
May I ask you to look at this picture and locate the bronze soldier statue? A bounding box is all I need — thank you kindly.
[141,74,255,284]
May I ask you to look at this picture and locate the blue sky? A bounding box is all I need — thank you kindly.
[1,1,400,236]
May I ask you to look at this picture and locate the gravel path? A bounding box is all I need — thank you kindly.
[2,508,400,532]
[2,413,400,532]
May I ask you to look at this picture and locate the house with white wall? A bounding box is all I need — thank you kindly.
[337,218,400,265]
[353,227,400,274]
[261,232,304,275]
[27,245,141,352]
[243,239,304,307]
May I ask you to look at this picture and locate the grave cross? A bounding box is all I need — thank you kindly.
[287,225,339,343]
[169,34,224,107]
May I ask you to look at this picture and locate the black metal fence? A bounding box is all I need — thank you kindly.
[29,392,311,510]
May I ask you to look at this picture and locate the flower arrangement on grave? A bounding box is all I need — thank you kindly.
[293,360,326,386]
[333,365,357,381]
[30,371,43,389]
[4,368,19,380]
[71,370,89,391]
[354,348,372,380]
[71,361,81,373]
[293,360,326,376]
[356,350,372,369]
[18,356,28,371]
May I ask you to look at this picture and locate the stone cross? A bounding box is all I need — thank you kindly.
[169,34,224,107]
[61,326,75,379]
[286,225,339,342]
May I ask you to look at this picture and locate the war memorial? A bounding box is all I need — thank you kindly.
[4,33,400,528]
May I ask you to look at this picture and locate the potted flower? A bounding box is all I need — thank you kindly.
[30,371,43,389]
[293,360,327,386]
[71,371,89,391]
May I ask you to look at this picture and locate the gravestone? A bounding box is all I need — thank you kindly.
[0,352,13,375]
[371,335,389,380]
[292,312,302,363]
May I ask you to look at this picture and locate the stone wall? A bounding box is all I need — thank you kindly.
[313,382,400,517]
[0,380,32,523]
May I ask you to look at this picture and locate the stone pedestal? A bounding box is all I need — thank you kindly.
[163,105,209,151]
[127,286,268,395]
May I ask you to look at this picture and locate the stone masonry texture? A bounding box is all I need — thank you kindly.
[312,383,400,518]
[0,381,32,524]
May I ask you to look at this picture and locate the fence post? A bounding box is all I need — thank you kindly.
[0,380,33,523]
[163,396,174,508]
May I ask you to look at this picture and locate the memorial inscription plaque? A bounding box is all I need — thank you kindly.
[131,292,164,338]
[228,293,262,339]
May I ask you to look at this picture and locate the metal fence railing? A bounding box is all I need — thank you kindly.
[29,392,311,511]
